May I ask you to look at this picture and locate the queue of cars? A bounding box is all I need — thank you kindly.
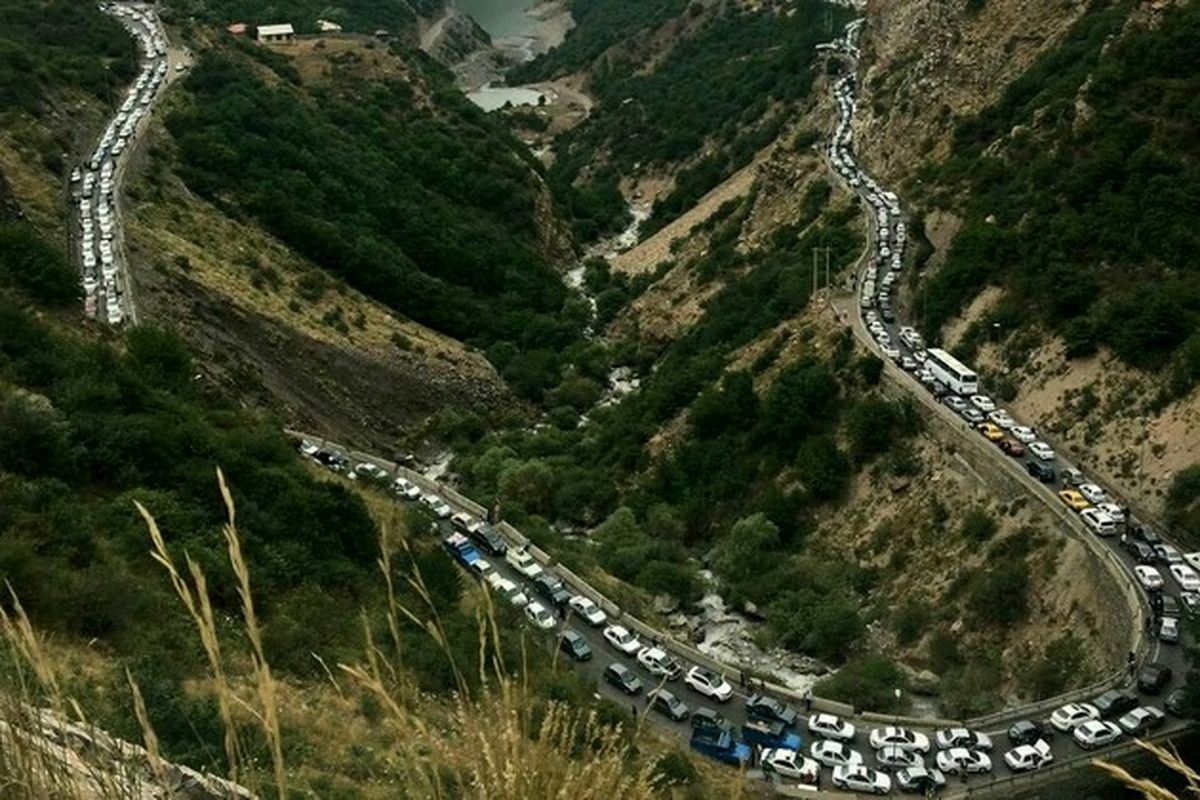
[74,3,174,325]
[824,12,1194,788]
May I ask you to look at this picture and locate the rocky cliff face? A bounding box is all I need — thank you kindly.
[2,705,253,800]
[855,0,1088,185]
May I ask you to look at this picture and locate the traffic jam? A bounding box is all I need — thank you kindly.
[295,418,1185,797]
[825,14,1194,791]
[285,17,1196,795]
[71,3,172,324]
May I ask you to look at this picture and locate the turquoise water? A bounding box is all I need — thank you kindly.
[454,0,538,39]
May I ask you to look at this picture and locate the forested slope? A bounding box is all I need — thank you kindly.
[512,0,853,240]
[914,0,1200,396]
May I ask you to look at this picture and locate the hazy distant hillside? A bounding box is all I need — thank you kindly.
[514,0,853,240]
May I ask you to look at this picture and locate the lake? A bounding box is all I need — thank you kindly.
[465,85,546,111]
[453,0,540,40]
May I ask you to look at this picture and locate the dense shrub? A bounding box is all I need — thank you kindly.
[919,1,1200,392]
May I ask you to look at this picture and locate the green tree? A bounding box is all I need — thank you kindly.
[711,513,780,589]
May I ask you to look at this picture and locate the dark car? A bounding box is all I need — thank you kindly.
[1093,688,1139,719]
[745,694,797,728]
[604,662,643,696]
[1007,719,1051,746]
[1124,540,1156,564]
[533,575,571,609]
[896,766,946,794]
[1026,461,1056,483]
[315,451,349,472]
[650,689,691,722]
[1137,662,1173,694]
[471,524,507,557]
[558,630,591,661]
[1132,524,1163,547]
[881,308,896,323]
[1165,688,1189,717]
[1161,594,1181,618]
[691,707,732,740]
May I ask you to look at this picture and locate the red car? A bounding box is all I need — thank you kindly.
[998,438,1025,457]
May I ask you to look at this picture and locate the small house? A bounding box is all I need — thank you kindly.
[256,23,295,43]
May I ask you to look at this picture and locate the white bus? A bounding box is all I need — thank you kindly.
[925,348,978,395]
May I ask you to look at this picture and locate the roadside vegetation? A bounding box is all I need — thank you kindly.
[512,0,853,240]
[0,0,136,120]
[441,190,912,666]
[915,0,1200,398]
[0,211,733,795]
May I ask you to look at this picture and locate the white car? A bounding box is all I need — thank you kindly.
[1160,616,1181,643]
[1073,720,1121,750]
[524,602,555,631]
[761,748,819,781]
[567,595,607,627]
[1028,441,1055,461]
[832,764,891,795]
[1158,544,1185,565]
[506,548,543,580]
[1010,426,1037,443]
[882,345,901,361]
[970,395,996,412]
[1004,739,1053,772]
[354,462,388,481]
[868,726,931,753]
[1095,502,1125,523]
[811,740,864,768]
[1080,507,1117,536]
[451,512,481,534]
[1135,565,1165,591]
[1170,564,1200,592]
[636,647,682,681]
[935,728,992,751]
[1078,483,1108,504]
[807,713,856,742]
[987,409,1015,429]
[393,479,422,496]
[468,559,493,580]
[684,666,733,702]
[602,625,641,656]
[298,439,319,458]
[1184,552,1200,572]
[1118,706,1166,735]
[486,575,528,607]
[420,494,452,518]
[935,747,992,774]
[1050,702,1099,732]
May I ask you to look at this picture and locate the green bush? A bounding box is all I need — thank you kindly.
[815,656,906,712]
[960,508,998,543]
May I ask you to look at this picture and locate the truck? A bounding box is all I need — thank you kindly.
[742,718,802,751]
[442,533,481,569]
[689,730,752,768]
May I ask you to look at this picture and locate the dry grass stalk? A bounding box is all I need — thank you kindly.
[217,468,287,799]
[1093,738,1200,799]
[138,498,244,783]
[125,667,166,788]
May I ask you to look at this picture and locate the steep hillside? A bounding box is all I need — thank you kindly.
[854,0,1200,528]
[512,0,855,241]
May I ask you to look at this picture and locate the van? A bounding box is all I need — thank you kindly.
[1080,507,1116,537]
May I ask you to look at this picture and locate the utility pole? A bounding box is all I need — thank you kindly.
[812,248,818,296]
